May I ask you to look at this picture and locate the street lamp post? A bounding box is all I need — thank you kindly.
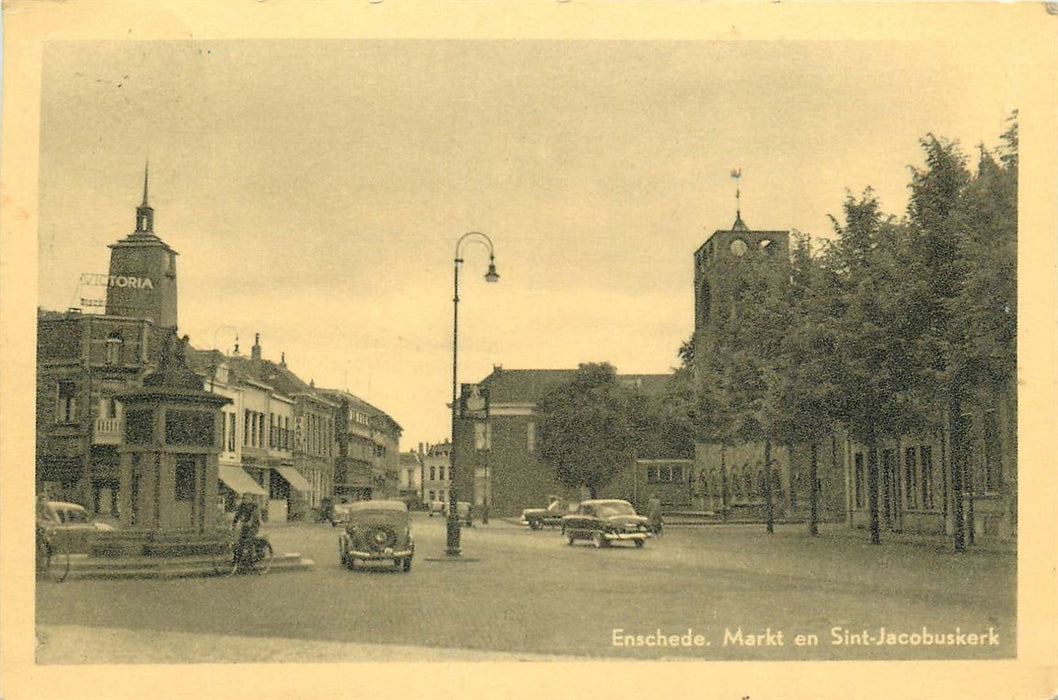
[447,232,499,557]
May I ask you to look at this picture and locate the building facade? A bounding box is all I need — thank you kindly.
[420,441,453,507]
[452,368,676,518]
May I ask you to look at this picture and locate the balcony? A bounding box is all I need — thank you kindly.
[93,417,122,445]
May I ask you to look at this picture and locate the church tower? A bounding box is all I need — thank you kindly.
[105,164,179,328]
[692,175,790,367]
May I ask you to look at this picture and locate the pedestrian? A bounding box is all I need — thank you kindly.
[648,496,663,537]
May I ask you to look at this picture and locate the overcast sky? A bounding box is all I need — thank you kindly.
[37,39,1019,448]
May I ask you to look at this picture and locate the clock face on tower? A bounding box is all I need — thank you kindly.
[729,239,748,256]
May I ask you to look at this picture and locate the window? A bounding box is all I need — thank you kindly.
[57,380,77,422]
[983,410,1002,493]
[527,421,537,453]
[439,466,446,481]
[904,447,918,509]
[99,397,119,420]
[673,467,684,484]
[646,467,658,484]
[854,452,866,508]
[430,466,436,481]
[474,422,491,450]
[920,446,934,509]
[244,410,250,446]
[659,467,672,484]
[228,413,236,452]
[105,332,123,365]
[269,413,275,448]
[429,490,435,501]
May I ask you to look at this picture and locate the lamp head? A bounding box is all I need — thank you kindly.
[484,259,500,283]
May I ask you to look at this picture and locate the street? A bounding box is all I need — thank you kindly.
[36,515,1016,662]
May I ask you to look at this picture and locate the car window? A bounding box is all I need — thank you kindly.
[66,509,90,524]
[596,502,636,517]
[55,510,67,524]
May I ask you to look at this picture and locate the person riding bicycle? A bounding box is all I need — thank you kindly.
[231,493,262,567]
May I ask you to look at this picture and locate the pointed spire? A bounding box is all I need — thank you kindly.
[135,160,155,234]
[142,160,150,207]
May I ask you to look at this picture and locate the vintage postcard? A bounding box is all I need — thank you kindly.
[2,2,1055,699]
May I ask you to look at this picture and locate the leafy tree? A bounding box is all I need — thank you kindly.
[772,232,840,535]
[536,362,637,499]
[823,190,937,545]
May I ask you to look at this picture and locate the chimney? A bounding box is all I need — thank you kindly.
[251,332,262,362]
[280,351,286,367]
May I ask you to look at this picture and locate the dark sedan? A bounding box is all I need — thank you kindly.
[561,499,651,548]
[338,500,414,572]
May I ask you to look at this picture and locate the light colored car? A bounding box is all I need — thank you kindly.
[37,500,114,554]
[38,501,115,531]
[339,500,414,572]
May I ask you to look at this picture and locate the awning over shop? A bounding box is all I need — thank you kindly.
[275,466,312,492]
[218,466,268,496]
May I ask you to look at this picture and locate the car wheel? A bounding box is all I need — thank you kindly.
[593,531,606,548]
[529,520,540,531]
[567,532,575,546]
[403,557,412,572]
[634,538,645,548]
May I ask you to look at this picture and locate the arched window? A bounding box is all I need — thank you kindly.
[105,332,123,365]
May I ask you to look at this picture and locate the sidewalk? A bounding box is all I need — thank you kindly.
[35,625,572,664]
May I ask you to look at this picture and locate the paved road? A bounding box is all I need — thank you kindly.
[36,514,1015,662]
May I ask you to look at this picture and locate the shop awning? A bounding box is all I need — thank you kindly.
[275,466,312,492]
[218,466,268,496]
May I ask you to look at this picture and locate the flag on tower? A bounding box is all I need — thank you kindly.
[730,168,742,179]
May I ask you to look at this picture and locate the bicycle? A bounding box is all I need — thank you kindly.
[214,532,273,576]
[36,526,70,583]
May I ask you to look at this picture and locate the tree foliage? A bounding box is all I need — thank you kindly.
[536,362,637,499]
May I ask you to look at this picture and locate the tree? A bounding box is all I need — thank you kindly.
[536,363,637,499]
[772,232,840,535]
[823,190,936,545]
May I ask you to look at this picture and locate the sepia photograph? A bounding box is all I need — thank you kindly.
[2,2,1056,699]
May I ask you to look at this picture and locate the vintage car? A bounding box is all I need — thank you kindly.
[561,499,651,548]
[338,500,414,572]
[36,500,115,554]
[520,499,576,530]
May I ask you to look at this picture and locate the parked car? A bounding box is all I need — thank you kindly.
[520,499,576,530]
[37,501,115,532]
[428,500,446,517]
[561,499,651,548]
[36,500,115,554]
[338,500,414,572]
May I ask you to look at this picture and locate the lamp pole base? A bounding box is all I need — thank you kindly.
[445,516,462,557]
